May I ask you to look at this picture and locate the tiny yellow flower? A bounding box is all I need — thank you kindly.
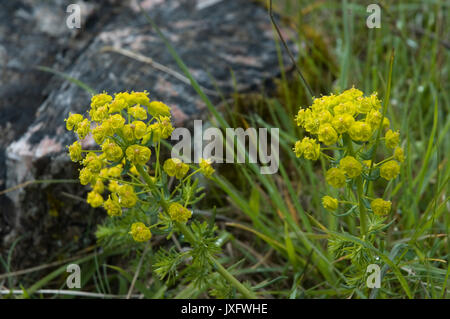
[325,167,346,188]
[79,167,94,185]
[199,158,215,177]
[103,195,122,217]
[93,179,105,194]
[164,158,189,179]
[332,113,355,133]
[129,105,148,120]
[117,184,138,208]
[318,123,338,145]
[132,121,147,139]
[126,145,151,166]
[108,164,123,178]
[371,198,392,216]
[339,156,362,178]
[108,180,120,193]
[356,96,373,114]
[334,102,356,116]
[348,121,373,142]
[365,109,382,128]
[158,116,174,139]
[293,137,320,161]
[304,115,320,134]
[318,110,333,124]
[322,196,338,211]
[101,140,123,162]
[385,129,400,149]
[168,202,192,223]
[122,124,135,142]
[83,153,103,173]
[86,191,103,208]
[68,141,82,162]
[90,93,112,109]
[75,119,91,140]
[108,114,126,131]
[90,105,108,122]
[65,113,84,131]
[380,160,400,180]
[148,101,171,118]
[295,108,308,127]
[108,95,128,113]
[393,147,405,163]
[382,117,390,130]
[129,165,140,176]
[92,125,107,144]
[129,222,152,242]
[129,91,151,107]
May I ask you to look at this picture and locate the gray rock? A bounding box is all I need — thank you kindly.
[1,0,297,268]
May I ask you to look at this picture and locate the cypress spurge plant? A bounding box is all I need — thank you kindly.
[65,91,257,298]
[293,87,405,287]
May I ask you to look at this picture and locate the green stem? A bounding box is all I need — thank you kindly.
[175,222,257,299]
[135,164,156,190]
[356,177,368,237]
[136,164,258,299]
[344,135,368,237]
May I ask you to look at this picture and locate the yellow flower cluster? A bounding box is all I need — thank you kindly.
[199,158,215,178]
[293,88,403,217]
[66,91,212,243]
[322,196,338,211]
[129,222,152,242]
[168,203,192,223]
[370,198,391,216]
[65,91,173,214]
[163,158,189,179]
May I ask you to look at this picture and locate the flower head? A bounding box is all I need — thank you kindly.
[322,196,338,211]
[339,156,362,178]
[79,167,95,186]
[326,167,346,188]
[129,222,152,242]
[332,113,355,134]
[68,141,82,162]
[103,195,122,217]
[371,198,391,216]
[380,160,400,180]
[101,140,123,162]
[90,93,112,110]
[129,105,148,120]
[318,124,338,145]
[394,147,405,163]
[385,129,400,149]
[87,191,103,208]
[126,145,151,166]
[65,113,84,131]
[199,158,215,177]
[293,137,320,161]
[76,119,91,140]
[164,158,189,179]
[129,91,151,107]
[365,110,382,128]
[117,184,138,208]
[348,121,373,142]
[168,202,192,223]
[148,101,171,118]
